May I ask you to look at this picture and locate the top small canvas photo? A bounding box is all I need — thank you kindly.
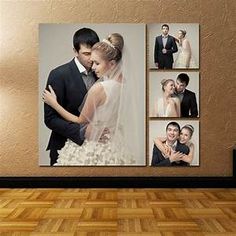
[148,23,199,70]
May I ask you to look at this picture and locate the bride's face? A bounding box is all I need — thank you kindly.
[180,128,191,144]
[164,81,175,94]
[91,51,114,78]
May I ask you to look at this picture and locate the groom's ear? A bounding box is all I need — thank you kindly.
[73,48,78,55]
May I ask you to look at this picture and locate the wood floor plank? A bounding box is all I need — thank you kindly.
[57,192,89,199]
[0,209,15,218]
[0,221,38,231]
[84,200,117,208]
[149,200,183,207]
[118,208,154,219]
[42,208,83,219]
[77,221,117,231]
[186,208,229,219]
[118,233,162,236]
[79,208,117,220]
[18,201,54,208]
[31,233,74,236]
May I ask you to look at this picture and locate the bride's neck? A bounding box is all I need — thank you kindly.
[163,91,171,98]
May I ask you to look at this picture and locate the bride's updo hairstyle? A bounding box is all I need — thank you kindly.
[161,78,174,92]
[92,33,124,63]
[179,30,187,37]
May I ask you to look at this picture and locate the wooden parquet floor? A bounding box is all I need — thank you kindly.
[0,188,236,235]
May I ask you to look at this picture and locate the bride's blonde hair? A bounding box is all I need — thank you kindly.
[92,33,124,62]
[179,30,187,37]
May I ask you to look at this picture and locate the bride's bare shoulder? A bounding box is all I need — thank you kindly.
[90,82,103,91]
[87,82,105,98]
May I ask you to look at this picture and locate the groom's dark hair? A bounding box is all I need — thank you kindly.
[161,24,169,30]
[177,73,190,86]
[166,122,180,133]
[73,28,99,52]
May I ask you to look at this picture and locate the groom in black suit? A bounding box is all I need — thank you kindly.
[151,122,190,166]
[175,73,198,117]
[44,28,99,166]
[154,24,178,69]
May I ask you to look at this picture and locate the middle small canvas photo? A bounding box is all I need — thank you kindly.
[149,71,199,118]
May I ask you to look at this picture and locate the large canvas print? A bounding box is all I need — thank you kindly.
[39,24,146,166]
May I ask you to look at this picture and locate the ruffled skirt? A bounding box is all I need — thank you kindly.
[54,139,135,166]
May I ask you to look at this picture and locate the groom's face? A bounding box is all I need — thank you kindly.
[166,125,179,142]
[175,79,187,93]
[75,44,93,71]
[162,26,169,36]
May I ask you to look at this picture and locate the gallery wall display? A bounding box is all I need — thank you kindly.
[39,23,201,169]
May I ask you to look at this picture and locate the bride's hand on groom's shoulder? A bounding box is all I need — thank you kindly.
[42,85,57,107]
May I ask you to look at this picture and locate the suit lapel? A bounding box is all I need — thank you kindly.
[158,36,164,49]
[166,36,172,48]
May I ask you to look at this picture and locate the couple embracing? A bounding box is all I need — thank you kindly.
[153,73,198,118]
[43,28,138,166]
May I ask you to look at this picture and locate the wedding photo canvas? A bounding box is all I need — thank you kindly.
[149,71,199,118]
[148,23,199,70]
[39,24,146,166]
[149,120,199,167]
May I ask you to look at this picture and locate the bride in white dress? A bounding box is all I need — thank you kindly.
[174,30,197,69]
[43,33,140,165]
[152,79,180,117]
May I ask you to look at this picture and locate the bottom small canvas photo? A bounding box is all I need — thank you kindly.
[149,120,199,167]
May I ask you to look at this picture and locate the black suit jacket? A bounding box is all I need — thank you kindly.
[151,141,190,167]
[44,59,93,158]
[154,35,178,67]
[181,89,198,117]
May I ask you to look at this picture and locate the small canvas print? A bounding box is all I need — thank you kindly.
[39,24,146,166]
[149,120,199,167]
[149,71,199,118]
[148,23,199,69]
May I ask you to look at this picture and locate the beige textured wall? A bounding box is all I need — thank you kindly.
[0,0,235,176]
